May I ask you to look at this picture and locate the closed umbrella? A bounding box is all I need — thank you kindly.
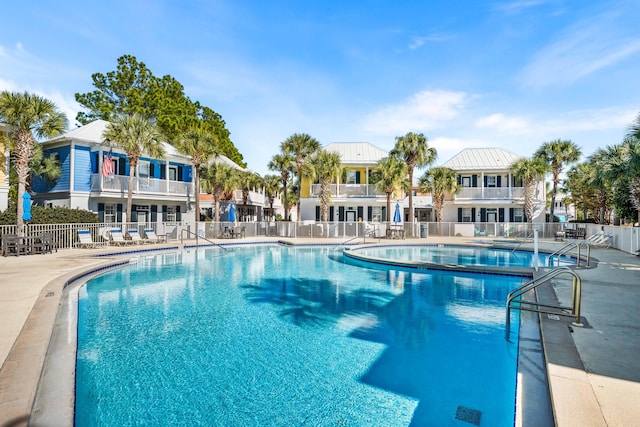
[393,203,401,223]
[228,203,236,223]
[22,192,32,221]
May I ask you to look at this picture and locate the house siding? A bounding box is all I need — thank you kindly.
[73,145,92,191]
[33,145,71,193]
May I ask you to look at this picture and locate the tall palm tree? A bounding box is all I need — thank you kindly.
[175,126,219,221]
[237,170,263,221]
[510,157,547,222]
[201,162,238,222]
[418,167,458,222]
[303,149,342,224]
[0,91,68,234]
[534,139,581,221]
[373,156,407,222]
[263,174,282,221]
[268,152,295,221]
[103,114,165,223]
[281,133,320,218]
[391,132,437,230]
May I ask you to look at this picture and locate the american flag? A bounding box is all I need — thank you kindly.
[102,149,114,177]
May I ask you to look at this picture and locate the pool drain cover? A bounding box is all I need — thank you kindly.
[455,405,482,425]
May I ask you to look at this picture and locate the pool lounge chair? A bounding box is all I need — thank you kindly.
[109,228,136,246]
[127,229,149,244]
[76,230,108,249]
[144,229,166,243]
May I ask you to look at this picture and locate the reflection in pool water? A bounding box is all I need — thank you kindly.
[76,245,521,426]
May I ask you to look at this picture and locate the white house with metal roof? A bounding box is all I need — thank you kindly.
[298,142,402,223]
[440,147,546,230]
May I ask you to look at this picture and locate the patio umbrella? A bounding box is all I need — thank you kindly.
[393,202,401,223]
[22,192,32,221]
[228,203,237,223]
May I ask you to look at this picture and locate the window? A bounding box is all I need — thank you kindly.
[462,208,473,222]
[167,206,177,222]
[461,176,471,187]
[139,161,150,178]
[371,207,382,222]
[486,175,497,187]
[169,166,178,181]
[105,204,116,223]
[514,208,524,222]
[345,171,357,184]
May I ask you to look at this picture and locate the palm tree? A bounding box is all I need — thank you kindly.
[534,139,581,221]
[510,157,547,222]
[391,132,437,231]
[0,91,68,234]
[281,133,320,218]
[418,167,458,222]
[103,114,165,223]
[237,170,263,221]
[268,153,295,221]
[303,149,342,224]
[175,126,219,221]
[263,174,282,221]
[201,162,238,222]
[373,156,407,222]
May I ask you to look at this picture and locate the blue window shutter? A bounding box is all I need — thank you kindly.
[178,167,183,182]
[98,203,105,222]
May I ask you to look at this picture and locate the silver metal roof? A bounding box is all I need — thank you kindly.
[441,148,521,171]
[324,142,388,165]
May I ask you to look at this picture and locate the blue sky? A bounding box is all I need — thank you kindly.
[1,0,639,175]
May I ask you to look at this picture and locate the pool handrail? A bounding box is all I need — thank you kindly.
[180,228,228,250]
[505,266,582,340]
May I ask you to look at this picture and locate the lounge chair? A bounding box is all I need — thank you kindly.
[76,230,108,249]
[109,228,135,246]
[143,229,166,243]
[127,229,148,244]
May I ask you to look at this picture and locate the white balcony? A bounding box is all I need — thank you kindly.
[232,189,268,206]
[91,174,192,197]
[310,184,386,198]
[455,187,525,200]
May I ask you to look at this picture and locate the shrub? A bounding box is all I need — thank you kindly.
[0,206,99,225]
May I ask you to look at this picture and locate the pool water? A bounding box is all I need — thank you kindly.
[353,245,555,268]
[76,245,521,426]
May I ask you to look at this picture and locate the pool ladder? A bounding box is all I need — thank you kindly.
[505,266,582,340]
[547,242,591,267]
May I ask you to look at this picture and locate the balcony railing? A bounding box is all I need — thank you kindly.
[310,184,386,198]
[232,190,267,206]
[91,174,191,197]
[455,187,525,200]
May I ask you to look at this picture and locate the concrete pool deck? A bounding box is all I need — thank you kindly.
[0,236,638,426]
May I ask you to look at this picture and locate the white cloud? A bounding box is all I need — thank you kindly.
[360,89,471,135]
[494,0,548,13]
[475,113,530,134]
[408,34,454,50]
[519,11,640,88]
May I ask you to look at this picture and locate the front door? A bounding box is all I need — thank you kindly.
[346,210,356,222]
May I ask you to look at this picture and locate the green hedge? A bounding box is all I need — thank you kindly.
[0,206,99,225]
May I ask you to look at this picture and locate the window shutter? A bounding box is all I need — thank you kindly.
[178,167,183,181]
[150,163,155,178]
[130,205,138,222]
[176,205,182,221]
[160,165,166,180]
[315,206,321,221]
[119,157,126,176]
[472,175,478,187]
[483,176,487,187]
[497,176,502,187]
[471,208,476,222]
[480,208,486,222]
[499,208,504,222]
[357,206,363,220]
[355,171,361,184]
[523,211,527,223]
[509,208,514,222]
[162,205,168,222]
[338,206,345,221]
[329,206,335,221]
[116,204,123,222]
[151,205,158,222]
[98,203,105,222]
[382,207,386,222]
[91,152,98,174]
[457,175,461,185]
[367,206,372,221]
[458,208,462,222]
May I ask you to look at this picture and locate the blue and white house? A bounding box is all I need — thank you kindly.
[32,120,194,225]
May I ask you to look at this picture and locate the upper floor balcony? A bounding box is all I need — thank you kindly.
[309,184,386,198]
[455,187,525,200]
[91,174,192,197]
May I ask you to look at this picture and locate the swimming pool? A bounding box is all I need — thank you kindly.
[75,245,522,426]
